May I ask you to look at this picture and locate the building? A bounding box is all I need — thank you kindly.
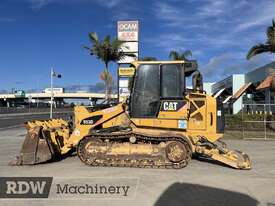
[210,61,275,114]
[203,82,215,95]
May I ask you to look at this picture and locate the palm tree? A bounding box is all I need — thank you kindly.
[169,50,192,61]
[100,70,113,96]
[84,32,134,99]
[140,57,157,61]
[247,20,275,60]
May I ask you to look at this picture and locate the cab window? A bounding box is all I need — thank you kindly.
[161,64,183,98]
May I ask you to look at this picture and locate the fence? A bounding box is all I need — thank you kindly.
[242,104,275,140]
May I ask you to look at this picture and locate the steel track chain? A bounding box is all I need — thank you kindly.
[77,132,192,169]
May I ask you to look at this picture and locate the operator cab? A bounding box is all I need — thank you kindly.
[129,61,199,118]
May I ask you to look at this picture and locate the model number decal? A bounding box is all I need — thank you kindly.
[80,115,103,125]
[82,120,94,125]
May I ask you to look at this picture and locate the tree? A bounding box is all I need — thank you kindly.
[84,32,134,99]
[169,50,192,61]
[247,20,275,60]
[140,56,157,61]
[100,70,113,96]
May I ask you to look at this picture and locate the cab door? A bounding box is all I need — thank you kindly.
[130,64,160,118]
[158,63,188,118]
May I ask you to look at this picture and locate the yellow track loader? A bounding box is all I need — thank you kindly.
[11,60,251,169]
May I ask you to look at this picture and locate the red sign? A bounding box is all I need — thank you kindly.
[117,21,139,41]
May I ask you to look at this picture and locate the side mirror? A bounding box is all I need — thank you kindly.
[184,60,198,77]
[192,71,203,91]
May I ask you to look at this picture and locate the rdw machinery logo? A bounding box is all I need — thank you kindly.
[0,177,52,198]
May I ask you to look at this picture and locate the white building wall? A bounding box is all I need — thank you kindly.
[232,74,245,114]
[203,82,215,95]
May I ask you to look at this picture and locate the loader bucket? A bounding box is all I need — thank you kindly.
[10,126,56,165]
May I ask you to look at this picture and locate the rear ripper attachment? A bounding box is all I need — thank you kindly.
[195,137,251,169]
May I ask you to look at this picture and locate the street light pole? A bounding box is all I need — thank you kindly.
[50,67,62,119]
[50,68,54,119]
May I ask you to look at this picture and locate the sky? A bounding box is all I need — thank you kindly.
[0,0,275,92]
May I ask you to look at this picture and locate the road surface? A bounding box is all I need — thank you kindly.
[0,127,274,206]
